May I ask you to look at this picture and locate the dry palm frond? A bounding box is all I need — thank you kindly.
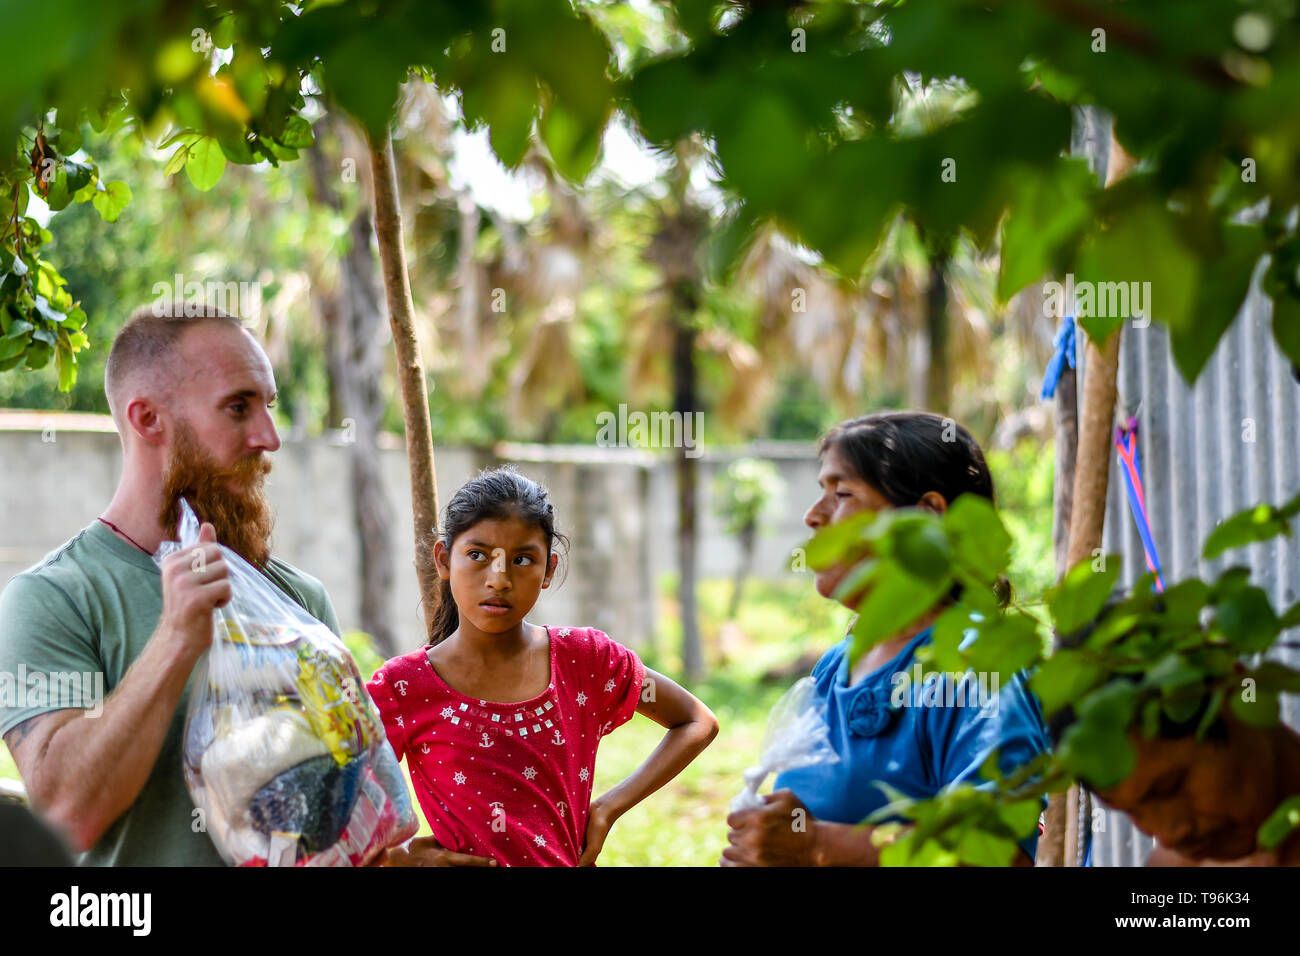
[505,300,585,431]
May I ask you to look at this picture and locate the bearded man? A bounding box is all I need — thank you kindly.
[0,305,342,865]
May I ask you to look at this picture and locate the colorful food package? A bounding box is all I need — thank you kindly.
[158,499,417,866]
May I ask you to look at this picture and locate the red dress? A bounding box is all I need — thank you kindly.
[365,626,645,866]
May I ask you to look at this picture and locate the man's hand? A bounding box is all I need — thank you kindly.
[376,836,497,867]
[157,522,230,655]
[578,801,615,866]
[721,789,818,866]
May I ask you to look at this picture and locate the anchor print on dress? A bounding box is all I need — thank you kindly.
[479,731,495,749]
[394,679,409,697]
[551,728,565,745]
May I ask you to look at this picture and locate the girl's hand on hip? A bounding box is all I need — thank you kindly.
[578,801,616,866]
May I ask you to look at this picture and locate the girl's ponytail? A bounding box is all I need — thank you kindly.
[426,572,458,647]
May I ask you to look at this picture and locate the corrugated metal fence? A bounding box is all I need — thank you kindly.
[1073,108,1300,866]
[1090,309,1300,866]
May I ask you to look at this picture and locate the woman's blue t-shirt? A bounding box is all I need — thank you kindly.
[773,627,1050,860]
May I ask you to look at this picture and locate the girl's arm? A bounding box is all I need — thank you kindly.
[579,667,718,865]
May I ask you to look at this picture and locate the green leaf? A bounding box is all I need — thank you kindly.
[185,138,227,192]
[963,612,1043,683]
[539,97,606,183]
[848,562,953,662]
[1194,688,1225,742]
[0,335,28,362]
[1074,196,1197,346]
[63,160,93,194]
[1272,293,1300,369]
[956,827,1018,867]
[944,494,1012,583]
[1257,795,1300,851]
[212,13,237,49]
[157,127,201,150]
[829,557,878,606]
[1280,601,1300,630]
[1143,653,1203,691]
[23,341,52,369]
[91,181,132,222]
[803,510,876,569]
[1215,585,1280,653]
[922,605,975,674]
[163,143,192,178]
[1058,682,1138,789]
[55,341,75,391]
[1175,224,1263,381]
[997,158,1094,301]
[1047,557,1122,638]
[1204,500,1297,559]
[891,517,953,582]
[1230,685,1279,727]
[999,799,1044,838]
[44,169,74,212]
[277,116,315,150]
[1029,649,1105,717]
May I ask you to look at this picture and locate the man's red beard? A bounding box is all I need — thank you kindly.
[160,421,275,567]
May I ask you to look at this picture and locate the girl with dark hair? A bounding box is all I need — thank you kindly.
[723,411,1049,867]
[367,466,717,866]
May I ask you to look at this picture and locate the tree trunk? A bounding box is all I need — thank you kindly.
[1038,129,1134,867]
[924,245,952,413]
[367,129,442,643]
[727,521,757,621]
[306,116,398,656]
[673,311,703,683]
[341,207,398,656]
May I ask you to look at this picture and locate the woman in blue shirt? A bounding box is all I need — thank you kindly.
[722,411,1049,866]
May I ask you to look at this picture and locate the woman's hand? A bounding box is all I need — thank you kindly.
[373,836,497,867]
[578,801,615,866]
[721,790,819,866]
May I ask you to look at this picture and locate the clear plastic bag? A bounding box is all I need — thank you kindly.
[730,676,841,813]
[157,499,418,866]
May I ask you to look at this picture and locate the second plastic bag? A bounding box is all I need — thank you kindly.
[730,676,841,813]
[158,499,418,866]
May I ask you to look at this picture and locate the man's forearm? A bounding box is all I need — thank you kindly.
[32,629,203,850]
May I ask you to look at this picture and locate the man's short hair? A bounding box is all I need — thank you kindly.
[104,304,245,421]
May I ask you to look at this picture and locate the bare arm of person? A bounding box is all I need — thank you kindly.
[4,523,229,851]
[579,667,719,865]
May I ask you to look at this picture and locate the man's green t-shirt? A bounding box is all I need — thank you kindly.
[0,520,341,866]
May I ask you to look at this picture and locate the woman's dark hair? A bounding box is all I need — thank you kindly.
[818,411,1010,606]
[425,466,569,646]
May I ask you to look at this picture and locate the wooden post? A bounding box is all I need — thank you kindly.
[368,129,442,643]
[1038,130,1136,866]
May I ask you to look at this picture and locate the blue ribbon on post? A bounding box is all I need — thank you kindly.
[1040,315,1077,401]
